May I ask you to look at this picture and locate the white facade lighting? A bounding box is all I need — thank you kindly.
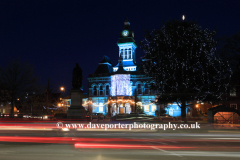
[111,74,132,96]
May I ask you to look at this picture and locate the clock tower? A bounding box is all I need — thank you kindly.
[113,19,137,72]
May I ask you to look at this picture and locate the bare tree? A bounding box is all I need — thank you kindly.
[0,59,38,116]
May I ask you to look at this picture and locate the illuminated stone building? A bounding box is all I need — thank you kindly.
[85,20,158,116]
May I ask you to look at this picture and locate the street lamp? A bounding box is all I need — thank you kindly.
[60,86,65,99]
[60,86,65,113]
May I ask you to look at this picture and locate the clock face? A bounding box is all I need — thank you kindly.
[122,30,129,37]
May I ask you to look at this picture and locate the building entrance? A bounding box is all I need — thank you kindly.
[119,107,125,114]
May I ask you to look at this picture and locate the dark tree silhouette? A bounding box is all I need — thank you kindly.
[0,60,38,116]
[141,20,231,121]
[218,32,240,86]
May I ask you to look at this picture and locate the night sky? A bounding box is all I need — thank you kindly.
[0,0,239,96]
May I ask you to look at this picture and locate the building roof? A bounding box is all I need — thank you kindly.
[94,56,113,74]
[208,105,240,115]
[114,60,137,67]
[99,55,113,65]
[94,64,113,74]
[114,64,127,74]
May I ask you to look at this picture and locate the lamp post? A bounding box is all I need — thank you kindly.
[60,86,65,113]
[60,86,65,98]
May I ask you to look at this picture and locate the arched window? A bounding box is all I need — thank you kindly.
[93,86,97,96]
[144,84,149,94]
[138,84,142,94]
[124,49,128,59]
[99,85,103,96]
[120,49,123,58]
[106,85,109,96]
[125,103,131,114]
[128,48,131,59]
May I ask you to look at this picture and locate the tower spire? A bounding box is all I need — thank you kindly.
[124,18,130,26]
[113,20,137,72]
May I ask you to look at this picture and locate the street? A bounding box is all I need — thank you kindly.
[0,128,240,160]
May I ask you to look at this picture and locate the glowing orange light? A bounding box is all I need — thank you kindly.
[60,87,64,91]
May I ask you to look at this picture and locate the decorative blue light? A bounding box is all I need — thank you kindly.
[165,103,189,117]
[113,66,136,72]
[111,74,132,96]
[124,67,136,71]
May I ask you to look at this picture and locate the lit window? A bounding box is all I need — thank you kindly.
[99,106,103,112]
[144,105,149,112]
[125,103,131,114]
[99,103,104,112]
[151,105,156,112]
[114,68,118,72]
[128,48,131,59]
[99,85,103,96]
[230,104,237,110]
[230,87,236,97]
[120,49,123,57]
[125,49,128,59]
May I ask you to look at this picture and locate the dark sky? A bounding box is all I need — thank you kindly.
[0,0,239,96]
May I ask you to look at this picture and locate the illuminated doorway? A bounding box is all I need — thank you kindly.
[118,103,125,114]
[112,103,117,116]
[125,103,131,114]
